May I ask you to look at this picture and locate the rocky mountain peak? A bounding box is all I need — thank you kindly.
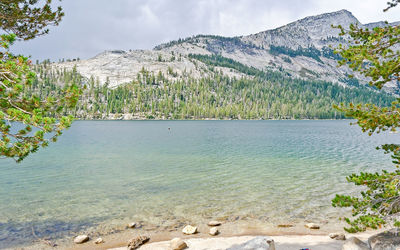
[285,9,358,28]
[242,9,360,49]
[53,10,398,90]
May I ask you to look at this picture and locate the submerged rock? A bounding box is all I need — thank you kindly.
[208,220,222,226]
[305,223,320,229]
[74,235,89,244]
[227,236,275,250]
[94,237,104,244]
[127,235,150,250]
[329,232,346,240]
[209,227,219,236]
[182,225,197,235]
[170,238,187,250]
[368,229,400,249]
[342,237,370,250]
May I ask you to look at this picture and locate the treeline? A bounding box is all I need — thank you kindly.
[269,45,341,62]
[188,54,261,76]
[269,45,323,62]
[29,58,395,120]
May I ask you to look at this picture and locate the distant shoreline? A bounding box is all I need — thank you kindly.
[74,118,353,121]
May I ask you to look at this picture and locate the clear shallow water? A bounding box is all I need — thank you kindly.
[0,120,399,248]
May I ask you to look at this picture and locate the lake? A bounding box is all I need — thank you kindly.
[0,120,399,248]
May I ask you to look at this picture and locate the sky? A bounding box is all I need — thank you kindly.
[10,0,400,61]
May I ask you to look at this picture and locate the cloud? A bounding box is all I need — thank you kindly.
[10,0,400,61]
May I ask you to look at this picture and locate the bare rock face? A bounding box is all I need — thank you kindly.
[243,9,360,49]
[227,236,275,250]
[182,225,197,235]
[207,220,222,226]
[368,229,400,250]
[209,227,219,236]
[127,235,150,250]
[305,223,320,229]
[342,237,370,250]
[170,238,187,250]
[329,232,346,240]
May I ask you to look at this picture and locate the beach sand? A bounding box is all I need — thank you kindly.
[19,221,384,250]
[107,233,376,250]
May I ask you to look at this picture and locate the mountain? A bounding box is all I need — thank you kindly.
[31,10,396,120]
[51,9,399,91]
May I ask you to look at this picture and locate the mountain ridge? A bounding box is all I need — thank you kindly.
[51,9,399,91]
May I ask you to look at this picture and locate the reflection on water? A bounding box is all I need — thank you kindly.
[0,120,399,248]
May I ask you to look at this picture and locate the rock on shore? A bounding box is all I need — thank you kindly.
[127,235,150,249]
[170,238,187,250]
[368,229,400,249]
[74,235,89,244]
[342,237,369,250]
[227,236,275,250]
[94,237,104,244]
[208,221,222,226]
[305,223,320,229]
[209,227,219,236]
[182,225,197,235]
[329,232,346,240]
[128,222,137,228]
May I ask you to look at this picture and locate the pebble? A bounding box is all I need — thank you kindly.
[209,227,219,236]
[74,235,89,244]
[94,237,104,244]
[170,238,187,250]
[182,225,197,235]
[305,223,320,229]
[329,232,346,240]
[127,235,150,250]
[277,224,294,228]
[128,222,136,228]
[207,220,222,226]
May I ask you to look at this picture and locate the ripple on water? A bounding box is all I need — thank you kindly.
[0,120,399,248]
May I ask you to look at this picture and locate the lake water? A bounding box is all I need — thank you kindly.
[0,120,399,248]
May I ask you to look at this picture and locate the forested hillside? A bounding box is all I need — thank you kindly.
[32,57,395,120]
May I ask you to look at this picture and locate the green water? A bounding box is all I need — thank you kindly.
[0,120,399,248]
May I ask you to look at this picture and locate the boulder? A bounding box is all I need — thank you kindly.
[94,237,104,244]
[227,236,275,250]
[182,225,197,235]
[127,235,150,250]
[208,220,222,226]
[368,229,400,250]
[342,237,370,250]
[74,235,89,244]
[128,222,136,228]
[209,227,219,236]
[305,223,320,229]
[329,232,346,240]
[170,238,187,250]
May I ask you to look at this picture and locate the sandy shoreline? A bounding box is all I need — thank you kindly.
[16,220,386,250]
[69,232,378,250]
[119,234,372,250]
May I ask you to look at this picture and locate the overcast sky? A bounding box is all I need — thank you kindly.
[11,0,400,61]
